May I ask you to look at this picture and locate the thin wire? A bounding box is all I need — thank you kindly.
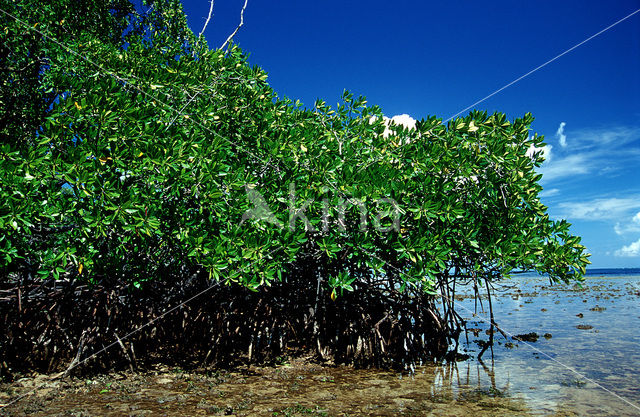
[0,7,288,179]
[444,8,640,122]
[351,7,640,183]
[358,247,640,412]
[1,245,283,408]
[2,4,639,413]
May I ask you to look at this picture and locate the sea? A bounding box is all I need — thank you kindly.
[447,267,640,416]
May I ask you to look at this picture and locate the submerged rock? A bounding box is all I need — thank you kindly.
[513,333,539,342]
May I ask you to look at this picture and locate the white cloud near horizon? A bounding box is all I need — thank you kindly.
[615,238,640,257]
[556,122,567,148]
[614,222,640,235]
[383,114,416,138]
[387,114,417,130]
[574,126,640,149]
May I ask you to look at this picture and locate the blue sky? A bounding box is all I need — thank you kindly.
[180,0,640,268]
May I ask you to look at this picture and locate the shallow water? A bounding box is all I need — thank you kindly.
[0,362,532,416]
[1,273,639,416]
[453,272,640,416]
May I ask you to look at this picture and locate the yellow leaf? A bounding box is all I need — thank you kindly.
[74,101,81,110]
[330,289,336,301]
[468,121,479,132]
[300,144,308,152]
[78,264,83,274]
[137,152,143,157]
[99,157,112,165]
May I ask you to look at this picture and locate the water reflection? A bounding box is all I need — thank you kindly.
[443,273,640,416]
[4,274,638,416]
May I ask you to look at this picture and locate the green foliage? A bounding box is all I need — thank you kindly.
[1,0,589,297]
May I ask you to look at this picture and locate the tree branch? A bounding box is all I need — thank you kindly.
[219,0,248,50]
[194,0,215,55]
[198,0,215,40]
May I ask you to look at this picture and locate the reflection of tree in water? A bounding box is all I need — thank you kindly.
[425,359,512,403]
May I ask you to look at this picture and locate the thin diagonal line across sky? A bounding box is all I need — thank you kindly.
[445,7,640,122]
[349,6,640,181]
[1,2,638,414]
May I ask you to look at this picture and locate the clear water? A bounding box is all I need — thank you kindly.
[449,270,640,416]
[3,270,638,416]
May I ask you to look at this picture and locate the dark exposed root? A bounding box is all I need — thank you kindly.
[0,270,455,380]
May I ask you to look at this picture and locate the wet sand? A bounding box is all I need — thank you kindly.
[1,274,639,416]
[1,359,529,417]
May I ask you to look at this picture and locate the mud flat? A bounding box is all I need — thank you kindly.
[1,358,530,417]
[2,273,639,416]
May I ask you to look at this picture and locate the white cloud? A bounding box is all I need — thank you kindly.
[539,153,589,182]
[615,238,640,257]
[598,166,621,176]
[383,114,416,138]
[556,122,567,148]
[557,197,640,221]
[614,222,638,235]
[527,143,552,163]
[370,114,417,140]
[614,223,624,235]
[539,188,560,198]
[536,124,640,184]
[614,211,640,235]
[388,114,417,130]
[573,126,640,148]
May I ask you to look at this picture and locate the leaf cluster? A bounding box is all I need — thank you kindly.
[0,0,590,295]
